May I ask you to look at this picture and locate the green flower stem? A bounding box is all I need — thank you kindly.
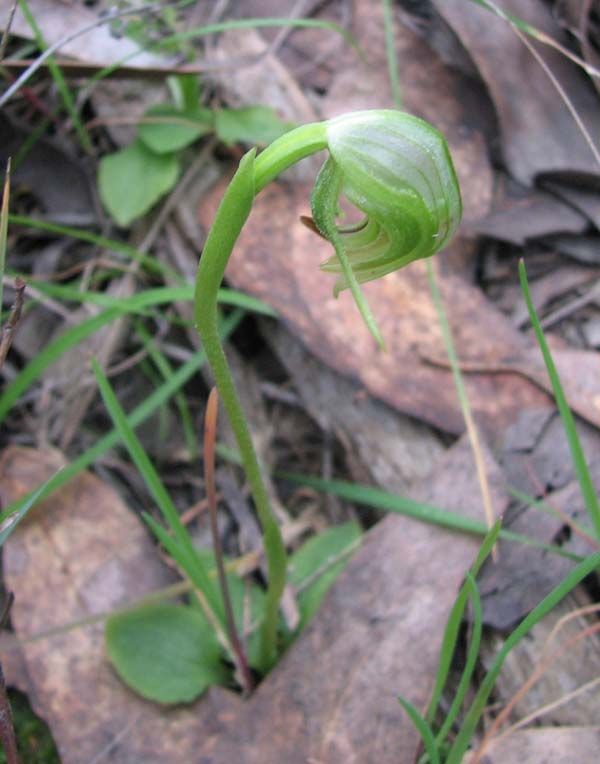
[194,110,462,673]
[253,122,327,192]
[194,126,330,672]
[195,151,283,672]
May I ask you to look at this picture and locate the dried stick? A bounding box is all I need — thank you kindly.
[204,388,254,695]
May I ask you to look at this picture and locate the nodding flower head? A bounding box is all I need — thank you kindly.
[310,110,462,294]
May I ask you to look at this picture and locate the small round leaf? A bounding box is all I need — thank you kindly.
[98,140,179,227]
[138,105,214,154]
[105,603,228,704]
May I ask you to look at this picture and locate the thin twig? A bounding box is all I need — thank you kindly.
[427,261,498,556]
[542,601,600,655]
[0,593,20,764]
[204,388,254,694]
[495,673,600,739]
[0,1,176,109]
[511,22,600,169]
[481,0,600,79]
[471,620,600,763]
[0,277,25,369]
[0,0,19,62]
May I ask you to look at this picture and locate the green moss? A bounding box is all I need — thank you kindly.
[0,690,59,764]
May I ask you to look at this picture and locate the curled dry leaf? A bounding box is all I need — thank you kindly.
[431,0,600,184]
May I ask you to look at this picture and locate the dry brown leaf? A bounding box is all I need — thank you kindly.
[195,0,564,436]
[478,462,600,628]
[468,178,589,245]
[0,113,96,226]
[541,178,600,231]
[8,0,165,69]
[262,319,445,492]
[546,233,600,264]
[0,446,241,764]
[467,726,600,763]
[0,435,508,763]
[423,346,600,432]
[202,436,508,763]
[432,0,600,184]
[480,592,600,727]
[199,178,549,435]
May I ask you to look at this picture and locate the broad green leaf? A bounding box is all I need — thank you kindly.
[138,104,213,154]
[175,74,201,113]
[98,139,179,226]
[105,604,228,704]
[288,522,361,632]
[215,106,295,147]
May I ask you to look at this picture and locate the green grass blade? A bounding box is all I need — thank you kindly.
[156,17,360,55]
[0,468,61,546]
[397,697,440,764]
[434,573,483,747]
[507,484,596,545]
[467,0,538,35]
[445,549,600,764]
[519,260,600,541]
[0,284,271,426]
[134,321,197,460]
[426,261,496,537]
[382,0,402,108]
[426,523,499,724]
[17,0,92,152]
[9,214,179,281]
[0,310,243,525]
[92,359,224,623]
[280,472,582,560]
[381,0,494,539]
[25,277,276,317]
[0,305,122,424]
[91,359,189,542]
[0,160,10,316]
[142,512,195,579]
[12,118,51,170]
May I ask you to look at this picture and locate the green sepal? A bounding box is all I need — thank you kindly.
[311,157,385,348]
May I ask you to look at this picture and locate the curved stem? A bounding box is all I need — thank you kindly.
[195,110,463,673]
[195,151,281,671]
[253,121,327,192]
[195,129,327,671]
